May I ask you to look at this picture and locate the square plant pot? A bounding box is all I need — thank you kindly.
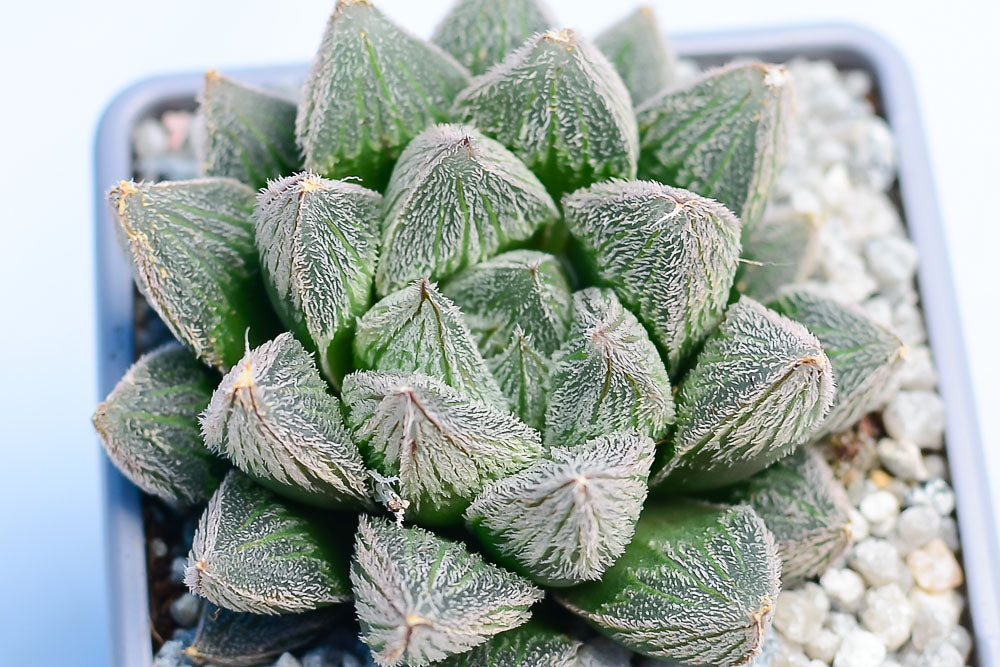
[94,24,1000,667]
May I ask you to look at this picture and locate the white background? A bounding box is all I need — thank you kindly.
[0,1,996,664]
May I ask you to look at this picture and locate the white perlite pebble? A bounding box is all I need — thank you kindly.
[848,508,870,542]
[821,568,867,612]
[860,490,899,537]
[774,584,830,644]
[273,654,302,667]
[833,629,886,667]
[882,391,945,449]
[916,640,964,667]
[865,236,918,289]
[877,438,928,482]
[908,479,956,516]
[772,643,812,667]
[169,557,188,585]
[805,628,842,663]
[947,625,973,661]
[907,539,964,593]
[860,584,915,651]
[168,592,201,629]
[892,302,928,345]
[895,505,942,554]
[151,538,169,559]
[898,346,937,391]
[850,538,909,588]
[938,517,960,552]
[922,455,949,481]
[827,610,860,637]
[910,589,964,650]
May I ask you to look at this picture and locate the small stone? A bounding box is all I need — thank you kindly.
[865,236,918,289]
[150,538,169,559]
[892,301,927,346]
[833,628,886,667]
[133,118,171,158]
[821,568,867,612]
[862,296,894,329]
[938,517,960,552]
[170,557,188,584]
[916,640,964,667]
[898,346,937,391]
[859,584,915,651]
[774,584,829,644]
[908,479,956,516]
[922,455,949,481]
[877,438,928,482]
[169,593,202,628]
[805,628,842,663]
[895,505,941,554]
[772,643,812,667]
[302,645,358,667]
[907,539,963,593]
[860,489,899,537]
[827,611,859,637]
[152,640,194,667]
[848,508,870,541]
[849,538,907,587]
[273,654,302,667]
[947,625,972,661]
[882,391,945,449]
[909,589,963,650]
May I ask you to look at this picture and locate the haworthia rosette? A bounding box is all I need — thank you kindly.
[557,500,781,665]
[454,28,638,198]
[595,6,677,106]
[563,179,741,376]
[485,326,550,430]
[351,515,543,666]
[770,288,906,437]
[652,297,835,491]
[545,288,674,448]
[376,124,558,295]
[200,333,373,510]
[431,0,556,76]
[92,343,224,505]
[438,620,581,666]
[735,207,819,304]
[185,471,352,615]
[466,431,654,586]
[636,62,791,229]
[341,371,542,524]
[198,70,300,190]
[354,279,507,409]
[253,172,381,386]
[107,178,276,370]
[296,0,470,189]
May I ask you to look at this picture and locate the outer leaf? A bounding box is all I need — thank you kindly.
[199,70,300,189]
[253,172,381,385]
[351,515,543,666]
[770,288,906,437]
[296,0,470,189]
[376,124,558,295]
[438,620,580,666]
[341,371,542,524]
[486,327,550,430]
[454,29,638,198]
[595,6,677,106]
[652,297,835,492]
[466,431,654,587]
[563,179,741,375]
[557,501,781,665]
[441,249,572,358]
[92,343,224,505]
[107,178,275,370]
[431,0,556,76]
[184,471,352,614]
[200,333,373,510]
[545,288,674,448]
[720,447,852,583]
[183,604,348,666]
[734,208,819,303]
[354,279,507,409]
[636,62,791,229]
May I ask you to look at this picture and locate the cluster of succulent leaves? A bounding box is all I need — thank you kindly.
[93,1,909,665]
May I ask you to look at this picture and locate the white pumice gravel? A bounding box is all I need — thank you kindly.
[883,391,946,449]
[168,592,201,629]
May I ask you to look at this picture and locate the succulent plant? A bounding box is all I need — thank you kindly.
[95,2,910,665]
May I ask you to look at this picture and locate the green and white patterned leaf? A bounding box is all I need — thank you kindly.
[652,297,835,491]
[545,288,674,448]
[485,327,550,430]
[563,179,741,376]
[454,29,637,198]
[351,515,543,666]
[253,172,381,386]
[296,0,470,189]
[770,288,906,437]
[107,178,275,370]
[376,125,558,295]
[466,431,654,586]
[92,343,224,505]
[557,500,781,665]
[438,619,580,666]
[341,371,542,524]
[431,0,556,76]
[735,208,819,304]
[200,333,373,510]
[198,70,300,190]
[595,6,677,106]
[355,279,507,409]
[185,471,352,614]
[636,62,791,229]
[442,249,572,358]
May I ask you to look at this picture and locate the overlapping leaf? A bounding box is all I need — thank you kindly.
[595,7,676,106]
[438,620,580,666]
[485,327,550,430]
[735,208,819,303]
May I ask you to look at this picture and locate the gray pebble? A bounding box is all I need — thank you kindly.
[169,593,202,629]
[882,391,945,449]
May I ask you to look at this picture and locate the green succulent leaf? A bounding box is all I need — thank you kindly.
[296,0,470,189]
[636,62,791,229]
[198,70,300,190]
[438,619,581,666]
[653,297,835,492]
[354,279,507,409]
[107,178,276,370]
[454,28,638,198]
[253,172,381,386]
[341,371,542,524]
[351,515,543,667]
[431,0,556,76]
[185,470,352,614]
[720,447,852,584]
[200,333,373,510]
[376,125,558,295]
[563,179,741,376]
[769,288,907,437]
[595,6,677,107]
[485,327,550,430]
[556,500,781,665]
[466,430,654,587]
[92,343,224,505]
[545,288,674,448]
[735,208,819,304]
[184,603,349,666]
